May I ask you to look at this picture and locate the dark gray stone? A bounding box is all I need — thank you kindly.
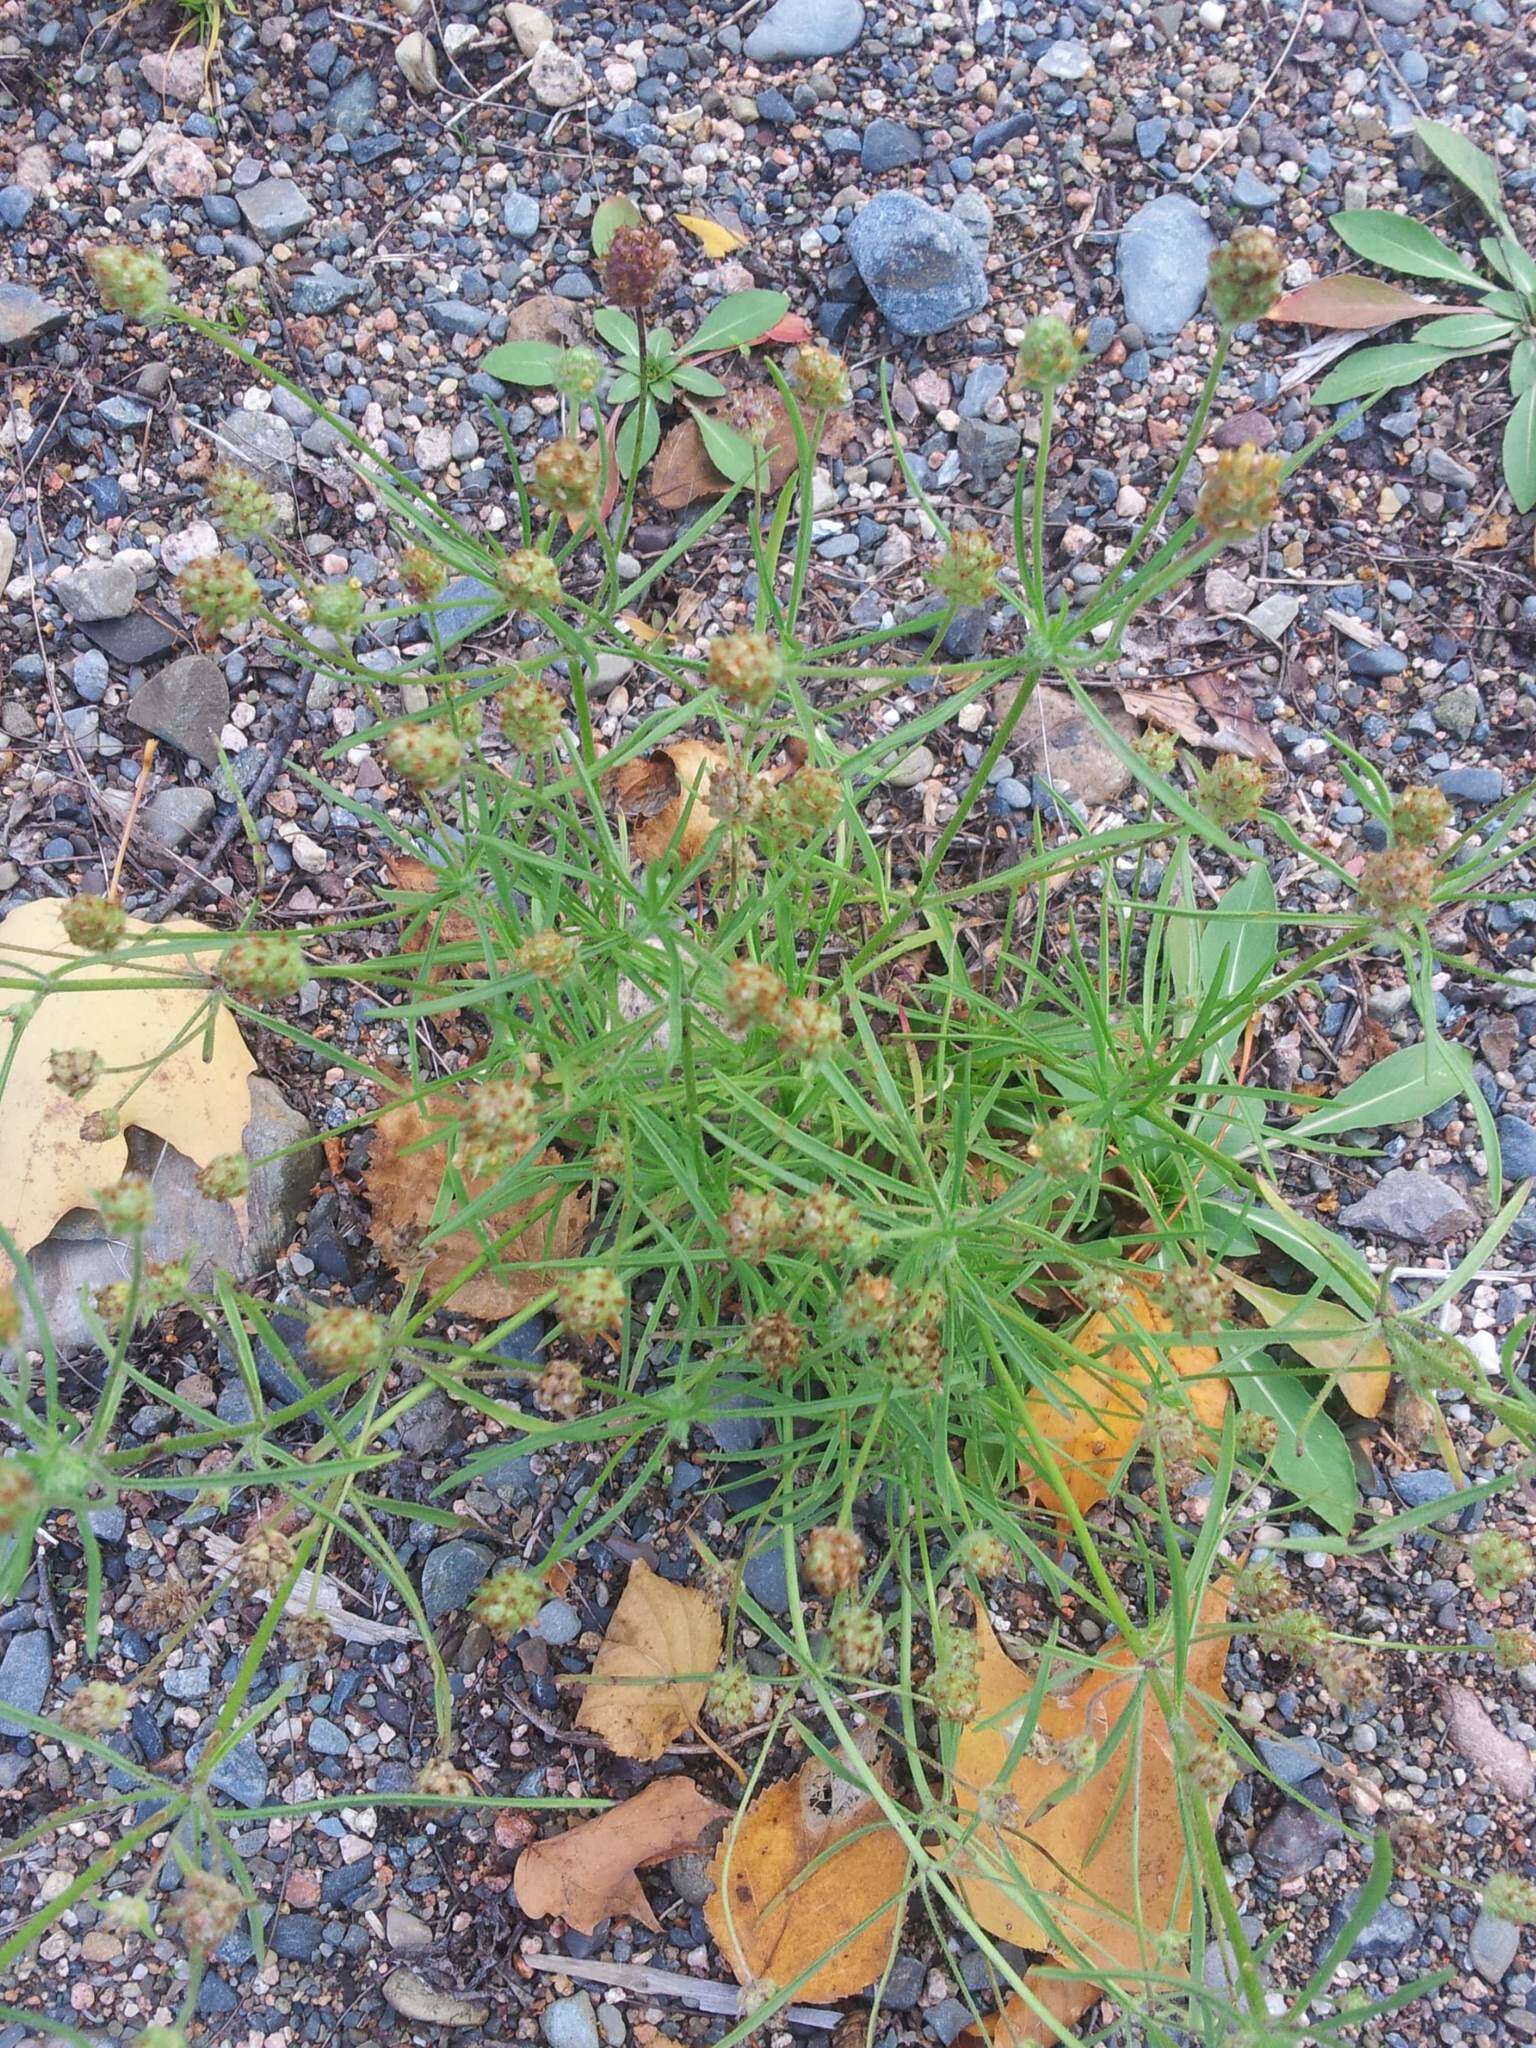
[1497,1114,1536,1183]
[128,653,230,768]
[237,178,314,246]
[502,192,541,240]
[325,71,379,139]
[82,612,178,667]
[56,559,137,623]
[846,192,988,338]
[205,1733,268,1807]
[958,416,1022,483]
[288,266,357,317]
[421,1539,494,1623]
[860,119,922,173]
[0,283,67,352]
[216,406,297,484]
[1468,1908,1519,1984]
[0,1632,51,1732]
[1254,1791,1342,1878]
[1338,1168,1477,1246]
[419,572,502,649]
[743,0,864,60]
[1328,1894,1416,1960]
[1255,1733,1325,1789]
[1439,765,1505,805]
[742,1542,790,1614]
[1117,194,1217,344]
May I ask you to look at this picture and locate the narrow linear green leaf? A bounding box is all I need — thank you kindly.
[1503,384,1536,514]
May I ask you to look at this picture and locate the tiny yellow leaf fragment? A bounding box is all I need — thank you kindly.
[676,213,747,259]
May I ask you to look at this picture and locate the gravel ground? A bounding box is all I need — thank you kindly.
[3,0,1536,2040]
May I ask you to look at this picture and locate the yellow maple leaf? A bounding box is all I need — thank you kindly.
[676,213,747,259]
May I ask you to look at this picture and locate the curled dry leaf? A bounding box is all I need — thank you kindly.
[515,1777,728,1936]
[676,212,748,259]
[1269,276,1449,331]
[705,1725,910,2001]
[610,740,728,865]
[0,895,257,1260]
[575,1559,723,1761]
[1020,1285,1228,1516]
[365,1099,588,1320]
[953,1588,1231,1986]
[957,1977,1102,2048]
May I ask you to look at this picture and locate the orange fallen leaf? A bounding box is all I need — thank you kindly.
[365,1100,588,1321]
[1021,1285,1228,1516]
[515,1779,728,1935]
[609,739,727,865]
[1269,276,1448,330]
[706,1726,910,2000]
[952,1587,1230,1985]
[575,1560,723,1761]
[957,1977,1100,2048]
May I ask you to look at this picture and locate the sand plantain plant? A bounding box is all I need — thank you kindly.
[2,229,1533,2046]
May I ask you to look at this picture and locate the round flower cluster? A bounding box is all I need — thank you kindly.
[1014,313,1086,391]
[496,548,562,612]
[839,1272,902,1344]
[534,1359,585,1419]
[778,996,841,1065]
[500,676,565,752]
[1207,227,1285,327]
[178,553,262,632]
[514,929,579,982]
[744,1311,803,1377]
[59,1680,133,1741]
[1197,444,1285,540]
[95,1174,155,1237]
[308,1305,389,1378]
[220,932,307,1003]
[1027,1113,1095,1181]
[1390,784,1452,850]
[1356,847,1436,927]
[61,894,127,951]
[1159,1260,1230,1337]
[553,346,604,400]
[961,1529,1012,1579]
[166,1870,242,1954]
[463,1074,538,1172]
[399,546,449,601]
[471,1566,545,1640]
[828,1607,883,1676]
[931,1625,980,1723]
[196,1153,250,1203]
[756,765,842,849]
[207,465,276,541]
[556,1266,626,1337]
[232,1521,297,1594]
[531,438,601,518]
[49,1047,102,1099]
[600,223,674,311]
[1236,1411,1279,1459]
[306,579,365,638]
[86,244,173,322]
[802,1524,864,1597]
[723,959,788,1033]
[282,1610,335,1661]
[0,1459,39,1529]
[1196,755,1268,829]
[928,528,1002,606]
[1468,1530,1534,1599]
[384,722,464,792]
[706,1664,755,1732]
[705,630,783,713]
[414,1756,478,1800]
[789,345,851,412]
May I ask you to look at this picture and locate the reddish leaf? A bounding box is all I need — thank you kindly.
[759,312,815,345]
[1269,276,1450,332]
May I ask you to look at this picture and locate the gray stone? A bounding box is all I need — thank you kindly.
[421,572,502,650]
[205,1733,268,1807]
[846,192,988,338]
[288,266,357,317]
[1231,167,1281,209]
[884,742,937,789]
[1497,1115,1536,1183]
[667,1852,717,1906]
[959,362,1008,417]
[142,786,216,851]
[325,70,379,139]
[542,1995,600,2048]
[1338,1168,1477,1246]
[128,653,230,768]
[1255,1733,1324,1788]
[307,1715,349,1755]
[951,191,993,250]
[0,1632,52,1732]
[83,612,178,667]
[743,0,864,60]
[958,416,1022,484]
[56,559,137,624]
[860,119,922,174]
[533,1598,581,1646]
[96,396,153,432]
[237,178,314,246]
[993,681,1136,805]
[162,1663,212,1700]
[1117,194,1217,344]
[421,1539,494,1623]
[1468,1909,1519,1984]
[216,407,296,485]
[0,283,68,352]
[21,1077,320,1353]
[1039,37,1092,79]
[1439,765,1504,805]
[1426,447,1476,490]
[1433,684,1482,738]
[502,192,541,240]
[742,1542,790,1614]
[1365,0,1422,19]
[1390,1468,1457,1510]
[1330,1895,1416,1959]
[0,186,33,229]
[1254,1791,1342,1878]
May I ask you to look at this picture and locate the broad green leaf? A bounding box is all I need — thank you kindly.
[615,401,662,478]
[671,364,728,398]
[1312,341,1457,405]
[1161,846,1200,1016]
[608,371,640,404]
[1331,209,1488,289]
[1479,289,1529,318]
[591,195,642,257]
[1413,119,1509,227]
[594,306,641,356]
[1291,1035,1473,1144]
[1480,235,1536,299]
[1199,864,1278,1070]
[1504,384,1536,514]
[1273,273,1450,330]
[1512,339,1536,398]
[1411,311,1516,350]
[681,288,790,358]
[1227,1274,1389,1418]
[688,404,760,487]
[1234,1360,1358,1535]
[480,340,567,386]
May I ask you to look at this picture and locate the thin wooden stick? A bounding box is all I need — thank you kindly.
[107,737,158,903]
[518,1951,842,2028]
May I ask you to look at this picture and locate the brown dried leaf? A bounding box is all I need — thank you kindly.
[365,1100,588,1321]
[1116,687,1207,748]
[1021,1285,1228,1516]
[651,398,806,511]
[1270,276,1447,331]
[953,1588,1231,1978]
[957,1979,1101,2048]
[1183,673,1285,768]
[705,1726,910,2000]
[515,1778,729,1935]
[1336,1017,1395,1087]
[609,740,728,865]
[575,1559,723,1761]
[503,293,585,347]
[385,853,494,985]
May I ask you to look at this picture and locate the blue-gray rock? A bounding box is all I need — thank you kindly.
[1497,1115,1536,1183]
[1116,195,1216,344]
[428,299,491,338]
[420,572,502,649]
[1439,765,1504,806]
[325,71,379,139]
[1038,37,1092,80]
[57,558,136,623]
[322,1857,376,1907]
[421,1539,495,1623]
[958,416,1021,484]
[1390,1468,1457,1510]
[502,192,541,240]
[1468,1908,1519,1983]
[744,0,864,60]
[971,109,1032,154]
[742,1542,790,1614]
[542,1993,601,2048]
[1338,1168,1476,1245]
[288,266,357,317]
[861,119,921,173]
[127,654,230,770]
[1347,644,1408,679]
[162,1663,211,1701]
[237,178,314,246]
[533,1598,581,1646]
[217,406,296,484]
[1254,1794,1342,1878]
[1255,1733,1325,1789]
[882,1955,927,2011]
[0,1632,51,1732]
[959,362,1007,416]
[0,186,33,229]
[273,1913,323,1960]
[1366,0,1423,19]
[1136,116,1171,159]
[1328,1894,1416,1960]
[205,1734,268,1807]
[601,102,665,151]
[0,283,68,352]
[307,1715,350,1755]
[847,192,988,338]
[706,1379,769,1453]
[1232,167,1281,209]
